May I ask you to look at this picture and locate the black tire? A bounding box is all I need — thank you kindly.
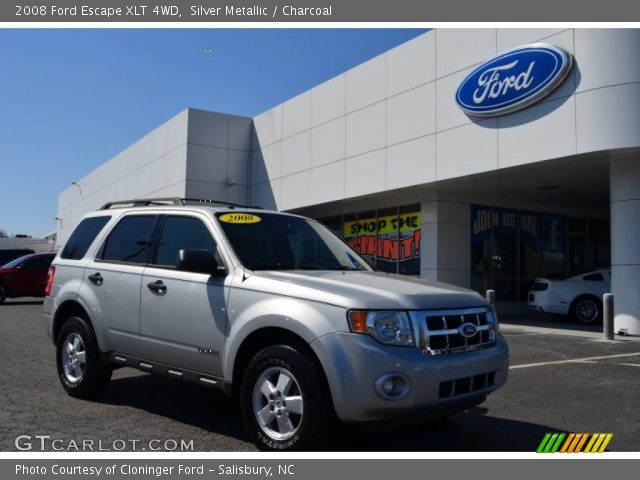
[570,295,603,325]
[56,316,111,399]
[239,344,333,451]
[0,284,6,304]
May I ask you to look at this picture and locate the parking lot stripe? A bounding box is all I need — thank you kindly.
[510,352,640,370]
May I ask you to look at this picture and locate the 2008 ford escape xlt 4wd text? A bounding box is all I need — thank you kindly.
[43,198,509,450]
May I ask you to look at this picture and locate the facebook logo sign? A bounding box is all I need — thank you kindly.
[543,216,565,253]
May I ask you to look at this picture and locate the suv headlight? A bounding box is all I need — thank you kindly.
[348,310,414,347]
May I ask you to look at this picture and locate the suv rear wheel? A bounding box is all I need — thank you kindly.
[56,316,112,398]
[239,345,332,451]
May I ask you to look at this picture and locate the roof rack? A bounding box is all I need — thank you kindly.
[181,198,263,209]
[100,197,262,210]
[100,198,182,210]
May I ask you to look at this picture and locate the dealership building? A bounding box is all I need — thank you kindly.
[57,29,640,334]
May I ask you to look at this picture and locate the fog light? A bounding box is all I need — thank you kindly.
[382,377,395,396]
[374,373,410,400]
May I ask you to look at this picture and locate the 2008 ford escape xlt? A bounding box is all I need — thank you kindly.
[43,198,509,450]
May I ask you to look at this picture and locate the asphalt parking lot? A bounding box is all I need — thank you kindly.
[1,300,639,452]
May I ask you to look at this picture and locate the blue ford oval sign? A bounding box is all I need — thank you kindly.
[455,44,573,117]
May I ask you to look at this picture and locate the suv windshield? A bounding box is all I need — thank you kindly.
[216,212,372,272]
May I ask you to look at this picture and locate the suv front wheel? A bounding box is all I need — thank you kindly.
[239,345,332,451]
[56,316,112,398]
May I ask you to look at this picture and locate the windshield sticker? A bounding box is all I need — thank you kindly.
[219,213,261,224]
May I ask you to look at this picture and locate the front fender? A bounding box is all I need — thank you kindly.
[223,287,347,381]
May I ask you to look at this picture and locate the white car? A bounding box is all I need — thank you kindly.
[528,269,610,324]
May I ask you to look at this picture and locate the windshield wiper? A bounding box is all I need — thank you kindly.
[248,264,363,271]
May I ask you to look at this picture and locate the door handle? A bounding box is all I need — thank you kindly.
[88,272,103,285]
[147,280,167,293]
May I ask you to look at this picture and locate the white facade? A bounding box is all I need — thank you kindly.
[0,237,54,253]
[57,29,640,333]
[57,109,252,245]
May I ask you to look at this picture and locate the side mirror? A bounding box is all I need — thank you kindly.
[177,249,226,276]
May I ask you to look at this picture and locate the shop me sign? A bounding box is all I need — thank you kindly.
[344,212,421,263]
[456,44,573,117]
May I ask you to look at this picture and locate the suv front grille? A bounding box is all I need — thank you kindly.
[410,307,496,356]
[439,371,496,399]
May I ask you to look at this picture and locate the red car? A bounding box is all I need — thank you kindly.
[0,252,56,303]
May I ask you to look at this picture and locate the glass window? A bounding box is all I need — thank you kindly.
[2,254,32,269]
[61,216,111,260]
[315,205,422,275]
[217,213,371,271]
[100,215,156,264]
[398,205,421,275]
[155,216,218,268]
[22,255,54,269]
[317,216,341,236]
[375,207,398,274]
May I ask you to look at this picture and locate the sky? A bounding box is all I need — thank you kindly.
[0,28,426,237]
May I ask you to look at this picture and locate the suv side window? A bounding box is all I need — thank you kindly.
[100,215,156,264]
[61,216,111,260]
[154,216,218,268]
[22,256,54,270]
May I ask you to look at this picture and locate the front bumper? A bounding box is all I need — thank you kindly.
[310,331,509,423]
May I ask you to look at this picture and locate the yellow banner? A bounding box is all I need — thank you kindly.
[343,212,421,238]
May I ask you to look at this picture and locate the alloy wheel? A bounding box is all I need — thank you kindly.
[252,366,304,441]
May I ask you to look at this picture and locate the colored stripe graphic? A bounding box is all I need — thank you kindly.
[575,433,589,452]
[560,433,575,453]
[567,433,583,453]
[536,433,552,453]
[538,433,612,453]
[584,434,598,453]
[598,434,613,453]
[544,433,559,453]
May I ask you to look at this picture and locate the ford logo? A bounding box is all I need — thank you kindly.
[455,44,573,117]
[458,323,478,338]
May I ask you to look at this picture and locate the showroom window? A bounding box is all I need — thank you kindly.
[317,204,421,275]
[471,204,609,302]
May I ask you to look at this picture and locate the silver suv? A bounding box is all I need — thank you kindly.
[44,198,509,450]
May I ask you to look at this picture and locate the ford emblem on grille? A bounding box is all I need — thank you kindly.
[458,323,478,338]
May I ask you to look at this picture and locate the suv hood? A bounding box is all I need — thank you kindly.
[239,270,487,310]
